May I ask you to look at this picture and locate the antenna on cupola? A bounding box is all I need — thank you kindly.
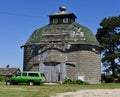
[59,6,67,13]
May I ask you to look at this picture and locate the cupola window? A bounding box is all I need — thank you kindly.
[63,18,68,23]
[53,19,58,24]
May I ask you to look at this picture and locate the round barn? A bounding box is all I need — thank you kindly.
[21,6,101,84]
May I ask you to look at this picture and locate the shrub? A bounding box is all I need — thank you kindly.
[0,76,7,82]
[103,75,119,83]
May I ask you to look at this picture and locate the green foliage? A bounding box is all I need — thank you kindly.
[63,78,89,85]
[100,16,120,29]
[96,16,120,77]
[102,74,120,83]
[0,76,7,82]
[105,75,115,83]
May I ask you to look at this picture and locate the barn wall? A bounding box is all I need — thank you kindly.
[67,44,101,84]
[23,44,101,84]
[23,46,39,71]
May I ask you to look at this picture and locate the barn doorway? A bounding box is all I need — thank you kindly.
[39,62,66,83]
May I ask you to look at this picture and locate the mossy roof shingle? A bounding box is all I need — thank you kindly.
[26,22,100,47]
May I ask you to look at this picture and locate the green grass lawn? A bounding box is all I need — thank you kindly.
[0,82,120,97]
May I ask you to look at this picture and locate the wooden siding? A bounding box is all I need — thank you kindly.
[39,62,66,82]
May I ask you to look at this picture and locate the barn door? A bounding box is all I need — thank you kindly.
[39,63,66,82]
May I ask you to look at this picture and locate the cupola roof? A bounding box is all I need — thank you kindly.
[49,6,77,18]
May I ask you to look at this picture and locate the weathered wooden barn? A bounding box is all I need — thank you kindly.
[21,6,101,84]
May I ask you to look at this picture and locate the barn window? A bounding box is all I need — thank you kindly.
[63,18,68,23]
[53,19,58,24]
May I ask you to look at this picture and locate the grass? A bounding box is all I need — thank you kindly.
[0,82,120,97]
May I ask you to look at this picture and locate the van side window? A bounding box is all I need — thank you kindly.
[28,73,39,77]
[15,73,21,77]
[34,73,39,77]
[22,73,27,76]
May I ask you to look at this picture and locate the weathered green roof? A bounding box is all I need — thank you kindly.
[25,22,100,47]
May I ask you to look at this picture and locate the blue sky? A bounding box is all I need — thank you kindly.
[0,0,120,70]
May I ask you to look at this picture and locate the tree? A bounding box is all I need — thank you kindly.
[96,16,120,77]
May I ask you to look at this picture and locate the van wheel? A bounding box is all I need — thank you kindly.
[29,81,34,86]
[6,80,12,85]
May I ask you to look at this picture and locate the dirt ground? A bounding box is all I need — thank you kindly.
[51,89,120,97]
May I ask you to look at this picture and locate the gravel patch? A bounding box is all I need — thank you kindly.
[51,89,120,97]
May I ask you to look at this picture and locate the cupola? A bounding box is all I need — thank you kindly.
[49,6,77,24]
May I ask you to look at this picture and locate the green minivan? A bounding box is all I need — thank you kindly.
[6,71,46,85]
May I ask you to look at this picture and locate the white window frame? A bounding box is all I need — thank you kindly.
[63,18,68,23]
[53,19,58,24]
